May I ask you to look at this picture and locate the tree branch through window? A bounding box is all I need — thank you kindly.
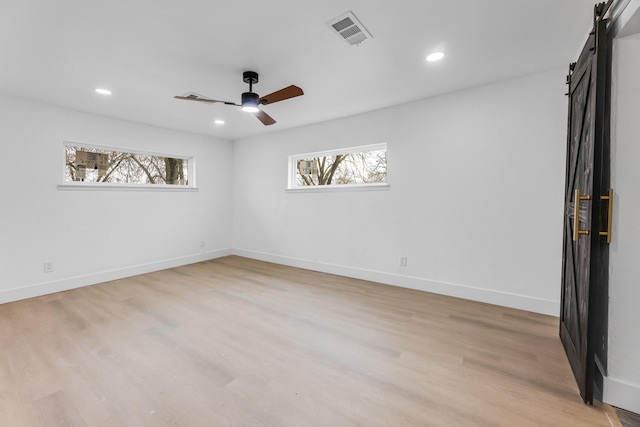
[293,145,387,187]
[65,145,190,186]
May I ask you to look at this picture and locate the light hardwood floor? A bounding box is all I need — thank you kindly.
[0,256,617,426]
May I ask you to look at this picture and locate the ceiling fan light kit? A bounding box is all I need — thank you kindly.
[175,70,303,126]
[241,92,260,113]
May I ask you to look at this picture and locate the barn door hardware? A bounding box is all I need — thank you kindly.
[573,189,591,241]
[598,189,614,244]
[572,188,614,243]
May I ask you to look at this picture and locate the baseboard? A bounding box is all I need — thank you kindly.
[231,248,560,316]
[3,248,560,316]
[604,376,640,415]
[0,249,232,305]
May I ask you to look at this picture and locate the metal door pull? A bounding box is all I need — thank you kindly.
[598,189,614,244]
[573,188,591,241]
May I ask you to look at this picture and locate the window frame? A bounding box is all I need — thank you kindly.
[286,143,389,192]
[58,141,197,192]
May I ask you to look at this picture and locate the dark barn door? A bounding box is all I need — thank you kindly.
[560,4,611,405]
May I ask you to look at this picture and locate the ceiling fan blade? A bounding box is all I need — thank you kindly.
[259,85,304,105]
[254,109,276,126]
[174,93,239,106]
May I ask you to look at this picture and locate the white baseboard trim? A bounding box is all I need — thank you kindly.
[231,248,560,316]
[0,249,232,305]
[604,377,640,414]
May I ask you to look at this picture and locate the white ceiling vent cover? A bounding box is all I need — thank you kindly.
[327,11,372,46]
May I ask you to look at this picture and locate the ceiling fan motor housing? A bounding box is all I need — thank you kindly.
[241,91,259,106]
[241,91,260,112]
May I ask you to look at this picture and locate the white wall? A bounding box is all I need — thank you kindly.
[2,52,638,414]
[604,33,640,414]
[232,68,568,316]
[0,94,233,303]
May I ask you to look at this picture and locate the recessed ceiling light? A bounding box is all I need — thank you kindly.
[214,119,225,125]
[426,52,445,62]
[95,88,112,95]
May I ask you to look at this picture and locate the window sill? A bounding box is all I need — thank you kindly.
[285,184,390,194]
[57,183,199,192]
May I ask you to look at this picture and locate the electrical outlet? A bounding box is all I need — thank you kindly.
[400,257,407,267]
[200,241,205,248]
[44,262,54,273]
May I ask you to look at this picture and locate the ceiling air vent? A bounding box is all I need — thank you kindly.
[327,11,372,46]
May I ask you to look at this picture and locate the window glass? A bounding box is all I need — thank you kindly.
[290,144,387,188]
[65,144,191,186]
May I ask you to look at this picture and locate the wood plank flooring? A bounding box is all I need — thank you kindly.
[617,407,640,427]
[0,256,616,426]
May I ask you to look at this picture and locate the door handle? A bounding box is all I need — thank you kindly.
[599,189,614,244]
[573,188,591,241]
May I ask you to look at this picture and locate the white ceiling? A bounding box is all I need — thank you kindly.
[0,0,594,141]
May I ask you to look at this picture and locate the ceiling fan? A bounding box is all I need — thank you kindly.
[174,71,303,126]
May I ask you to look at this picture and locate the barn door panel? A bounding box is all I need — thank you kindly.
[559,4,611,405]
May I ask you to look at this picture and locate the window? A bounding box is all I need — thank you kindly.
[63,143,193,187]
[288,143,387,189]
